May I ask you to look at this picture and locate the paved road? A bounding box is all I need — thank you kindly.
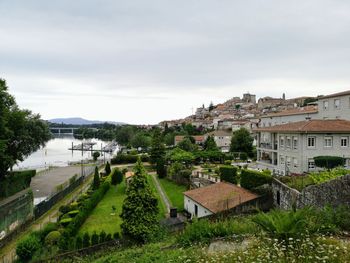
[150,173,171,214]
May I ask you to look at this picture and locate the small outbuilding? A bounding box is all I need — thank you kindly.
[183,182,259,218]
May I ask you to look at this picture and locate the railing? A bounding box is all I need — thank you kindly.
[259,143,278,150]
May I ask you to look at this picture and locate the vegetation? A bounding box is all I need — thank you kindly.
[0,170,36,198]
[120,159,159,243]
[0,79,51,179]
[203,136,218,151]
[167,162,191,185]
[166,147,195,164]
[111,154,149,164]
[111,168,123,185]
[147,175,167,218]
[149,129,166,178]
[314,156,345,170]
[16,234,41,262]
[219,165,238,184]
[93,151,100,161]
[159,178,187,211]
[230,127,253,157]
[309,167,350,185]
[240,169,272,190]
[92,166,100,190]
[104,161,111,175]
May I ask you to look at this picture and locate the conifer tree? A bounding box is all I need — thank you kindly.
[105,161,111,175]
[92,166,100,190]
[120,158,159,243]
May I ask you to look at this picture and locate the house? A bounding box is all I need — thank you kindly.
[183,182,259,218]
[317,90,350,120]
[255,119,350,175]
[174,135,205,146]
[205,130,232,152]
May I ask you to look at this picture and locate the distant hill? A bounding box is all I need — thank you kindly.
[49,117,125,125]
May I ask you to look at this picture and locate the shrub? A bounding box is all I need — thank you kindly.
[91,231,99,245]
[113,232,120,240]
[16,235,40,261]
[45,231,61,246]
[99,230,107,243]
[219,165,238,184]
[314,156,345,170]
[75,236,83,249]
[111,154,149,164]
[59,204,71,214]
[105,233,112,241]
[93,151,100,161]
[240,169,273,190]
[224,160,232,165]
[92,166,100,190]
[36,222,58,242]
[68,210,79,218]
[105,161,111,176]
[82,232,90,247]
[111,168,123,185]
[60,218,73,227]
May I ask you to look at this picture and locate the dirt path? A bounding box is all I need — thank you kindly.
[150,173,171,214]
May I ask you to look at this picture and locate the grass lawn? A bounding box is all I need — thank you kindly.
[78,180,126,236]
[158,178,187,211]
[147,175,167,219]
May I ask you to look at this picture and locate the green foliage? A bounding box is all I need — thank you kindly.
[105,161,111,176]
[130,133,151,149]
[219,165,238,184]
[159,178,187,211]
[113,232,120,240]
[99,230,107,243]
[111,168,123,185]
[178,217,258,246]
[149,129,166,164]
[68,210,80,218]
[83,232,90,247]
[91,231,99,245]
[167,162,191,184]
[203,136,218,151]
[194,150,224,163]
[156,157,167,178]
[240,169,273,190]
[111,154,150,164]
[92,166,100,190]
[16,234,41,261]
[309,167,350,185]
[166,147,195,164]
[0,79,51,179]
[93,151,100,161]
[0,170,36,198]
[44,231,61,246]
[178,137,198,152]
[60,218,73,227]
[230,128,253,155]
[75,236,83,249]
[314,156,345,170]
[120,158,159,243]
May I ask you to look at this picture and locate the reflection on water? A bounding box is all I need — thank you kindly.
[15,135,113,170]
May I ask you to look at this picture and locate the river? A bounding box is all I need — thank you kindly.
[15,135,115,170]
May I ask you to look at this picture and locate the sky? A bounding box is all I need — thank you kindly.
[1,1,350,124]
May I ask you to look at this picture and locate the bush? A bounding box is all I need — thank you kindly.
[60,218,73,227]
[105,233,112,241]
[240,169,273,190]
[16,235,41,261]
[45,231,61,246]
[92,166,100,190]
[82,232,90,248]
[113,232,120,240]
[99,230,107,243]
[111,168,123,185]
[68,210,80,218]
[91,231,99,245]
[0,170,36,198]
[36,222,58,243]
[75,236,83,249]
[111,154,149,164]
[314,156,345,170]
[105,161,111,176]
[59,204,71,214]
[219,166,238,184]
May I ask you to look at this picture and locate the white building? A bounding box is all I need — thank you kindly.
[255,119,350,175]
[183,182,258,218]
[205,130,232,152]
[317,90,350,120]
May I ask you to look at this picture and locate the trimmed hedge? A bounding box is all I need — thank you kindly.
[219,166,238,184]
[314,156,345,170]
[0,170,36,198]
[111,154,150,164]
[240,169,273,190]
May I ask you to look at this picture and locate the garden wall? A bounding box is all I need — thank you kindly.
[272,174,350,209]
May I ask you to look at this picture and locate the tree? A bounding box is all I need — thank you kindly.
[131,133,151,149]
[166,148,195,165]
[93,151,100,161]
[111,168,123,185]
[230,128,253,155]
[92,166,100,190]
[178,137,198,152]
[149,129,165,165]
[156,157,167,178]
[0,79,51,179]
[203,136,218,151]
[120,158,159,243]
[105,161,111,175]
[209,101,214,111]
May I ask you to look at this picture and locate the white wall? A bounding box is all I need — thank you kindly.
[184,196,213,218]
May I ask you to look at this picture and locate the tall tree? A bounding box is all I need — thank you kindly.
[92,166,100,190]
[105,161,111,175]
[203,136,219,151]
[111,168,123,185]
[120,158,159,242]
[0,79,51,178]
[149,129,166,177]
[209,101,214,111]
[230,128,253,155]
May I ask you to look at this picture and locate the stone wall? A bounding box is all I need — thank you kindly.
[273,174,350,209]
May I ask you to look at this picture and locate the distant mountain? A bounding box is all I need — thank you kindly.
[49,117,125,125]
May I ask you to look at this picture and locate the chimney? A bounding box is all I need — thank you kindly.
[170,207,177,218]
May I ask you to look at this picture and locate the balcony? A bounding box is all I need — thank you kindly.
[259,142,278,150]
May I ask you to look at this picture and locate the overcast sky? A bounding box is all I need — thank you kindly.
[1,1,350,124]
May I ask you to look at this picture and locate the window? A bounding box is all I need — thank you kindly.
[286,137,291,148]
[308,159,315,169]
[334,99,341,109]
[341,137,348,147]
[286,157,291,167]
[324,136,333,147]
[308,136,316,148]
[323,100,329,110]
[293,157,298,168]
[280,155,285,165]
[280,136,284,148]
[293,137,298,150]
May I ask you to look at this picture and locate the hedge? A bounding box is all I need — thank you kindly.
[111,154,150,164]
[0,170,36,198]
[240,169,273,190]
[219,166,238,184]
[314,156,345,170]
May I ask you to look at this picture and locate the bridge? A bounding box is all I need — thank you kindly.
[50,127,79,135]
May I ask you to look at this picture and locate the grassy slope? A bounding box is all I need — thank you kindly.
[78,180,126,235]
[158,178,187,211]
[147,174,167,219]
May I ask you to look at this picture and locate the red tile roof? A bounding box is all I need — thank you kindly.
[175,135,205,142]
[254,119,350,133]
[184,182,258,213]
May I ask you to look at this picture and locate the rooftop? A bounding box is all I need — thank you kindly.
[262,105,318,118]
[319,90,350,100]
[254,119,350,133]
[183,182,258,213]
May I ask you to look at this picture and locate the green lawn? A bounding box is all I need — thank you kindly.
[158,178,187,211]
[78,180,126,236]
[147,175,167,218]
